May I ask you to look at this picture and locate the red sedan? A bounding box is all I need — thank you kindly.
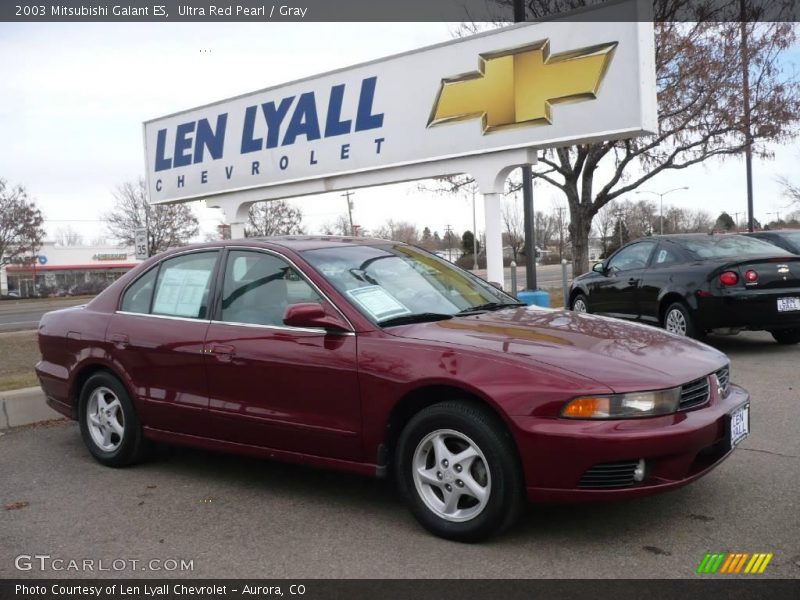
[36,237,750,541]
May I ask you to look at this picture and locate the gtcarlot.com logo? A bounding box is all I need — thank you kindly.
[15,554,194,572]
[697,552,773,574]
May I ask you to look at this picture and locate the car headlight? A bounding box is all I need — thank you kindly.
[562,388,681,419]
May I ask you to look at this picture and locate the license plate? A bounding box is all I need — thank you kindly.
[777,297,800,312]
[730,403,750,447]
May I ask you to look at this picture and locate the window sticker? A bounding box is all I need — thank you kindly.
[346,286,411,321]
[153,268,211,317]
[657,249,668,263]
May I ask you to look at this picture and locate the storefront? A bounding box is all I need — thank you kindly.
[2,242,140,298]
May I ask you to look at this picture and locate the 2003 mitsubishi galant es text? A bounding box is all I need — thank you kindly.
[37,237,750,541]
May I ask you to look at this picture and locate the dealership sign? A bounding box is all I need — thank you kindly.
[143,6,656,204]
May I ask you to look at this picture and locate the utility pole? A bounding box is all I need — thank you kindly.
[444,224,454,262]
[514,0,537,291]
[767,211,781,225]
[342,190,355,236]
[740,0,755,232]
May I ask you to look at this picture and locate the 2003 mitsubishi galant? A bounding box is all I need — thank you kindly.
[36,237,750,541]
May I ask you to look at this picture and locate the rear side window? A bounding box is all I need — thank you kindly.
[151,252,219,319]
[120,267,158,314]
[652,244,682,266]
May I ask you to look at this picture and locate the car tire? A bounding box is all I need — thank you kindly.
[571,293,590,313]
[770,328,800,345]
[662,302,702,339]
[395,401,524,542]
[78,372,147,467]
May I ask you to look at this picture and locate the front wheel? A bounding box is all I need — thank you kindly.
[771,328,800,345]
[78,372,147,467]
[571,293,589,313]
[395,401,524,542]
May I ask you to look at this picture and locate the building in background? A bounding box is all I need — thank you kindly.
[1,242,140,298]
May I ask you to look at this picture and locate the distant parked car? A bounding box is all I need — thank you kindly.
[746,229,800,255]
[569,233,800,344]
[37,237,749,541]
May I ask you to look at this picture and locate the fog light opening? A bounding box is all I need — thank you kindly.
[633,459,646,482]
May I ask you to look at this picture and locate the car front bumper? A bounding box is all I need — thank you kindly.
[511,383,749,502]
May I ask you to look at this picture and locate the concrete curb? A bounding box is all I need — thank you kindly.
[0,386,63,430]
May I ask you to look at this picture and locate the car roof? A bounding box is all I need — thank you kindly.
[245,235,400,251]
[745,229,800,236]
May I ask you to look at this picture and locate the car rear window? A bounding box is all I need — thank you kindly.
[679,235,792,259]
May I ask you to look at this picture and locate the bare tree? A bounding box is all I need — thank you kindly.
[594,201,619,257]
[0,179,45,268]
[778,175,800,209]
[105,178,199,255]
[320,214,352,236]
[502,195,525,262]
[246,200,304,237]
[54,226,84,246]
[375,220,419,244]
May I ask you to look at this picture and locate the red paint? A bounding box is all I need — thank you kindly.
[36,238,746,502]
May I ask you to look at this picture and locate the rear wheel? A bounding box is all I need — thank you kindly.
[662,302,702,339]
[571,293,589,313]
[771,328,800,345]
[395,401,524,542]
[78,372,147,467]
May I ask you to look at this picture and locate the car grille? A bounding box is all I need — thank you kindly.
[577,460,639,489]
[679,376,710,411]
[716,366,730,396]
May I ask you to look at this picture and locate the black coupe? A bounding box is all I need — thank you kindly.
[569,234,800,343]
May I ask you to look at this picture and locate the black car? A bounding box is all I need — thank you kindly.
[568,233,800,344]
[746,229,800,255]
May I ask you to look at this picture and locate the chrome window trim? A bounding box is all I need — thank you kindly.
[115,310,212,324]
[208,319,355,336]
[220,245,356,333]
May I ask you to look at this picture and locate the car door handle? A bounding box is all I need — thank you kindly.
[109,333,129,349]
[208,343,235,362]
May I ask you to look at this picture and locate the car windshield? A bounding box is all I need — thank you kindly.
[301,244,518,325]
[679,235,792,259]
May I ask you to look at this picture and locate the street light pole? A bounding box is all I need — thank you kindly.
[635,187,689,235]
[471,187,479,270]
[514,0,537,291]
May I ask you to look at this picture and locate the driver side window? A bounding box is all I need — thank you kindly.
[607,242,656,272]
[221,250,321,327]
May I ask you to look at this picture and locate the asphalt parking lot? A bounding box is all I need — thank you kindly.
[1,331,798,580]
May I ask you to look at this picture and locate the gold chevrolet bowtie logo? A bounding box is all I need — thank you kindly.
[429,40,617,133]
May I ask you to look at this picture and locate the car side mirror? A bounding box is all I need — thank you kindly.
[592,262,606,274]
[489,281,503,290]
[283,303,350,332]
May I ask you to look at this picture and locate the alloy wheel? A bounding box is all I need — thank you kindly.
[86,386,125,452]
[411,429,491,523]
[665,308,687,336]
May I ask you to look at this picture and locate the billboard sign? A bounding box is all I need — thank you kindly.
[143,1,656,204]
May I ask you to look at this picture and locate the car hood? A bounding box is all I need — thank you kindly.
[386,307,728,393]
